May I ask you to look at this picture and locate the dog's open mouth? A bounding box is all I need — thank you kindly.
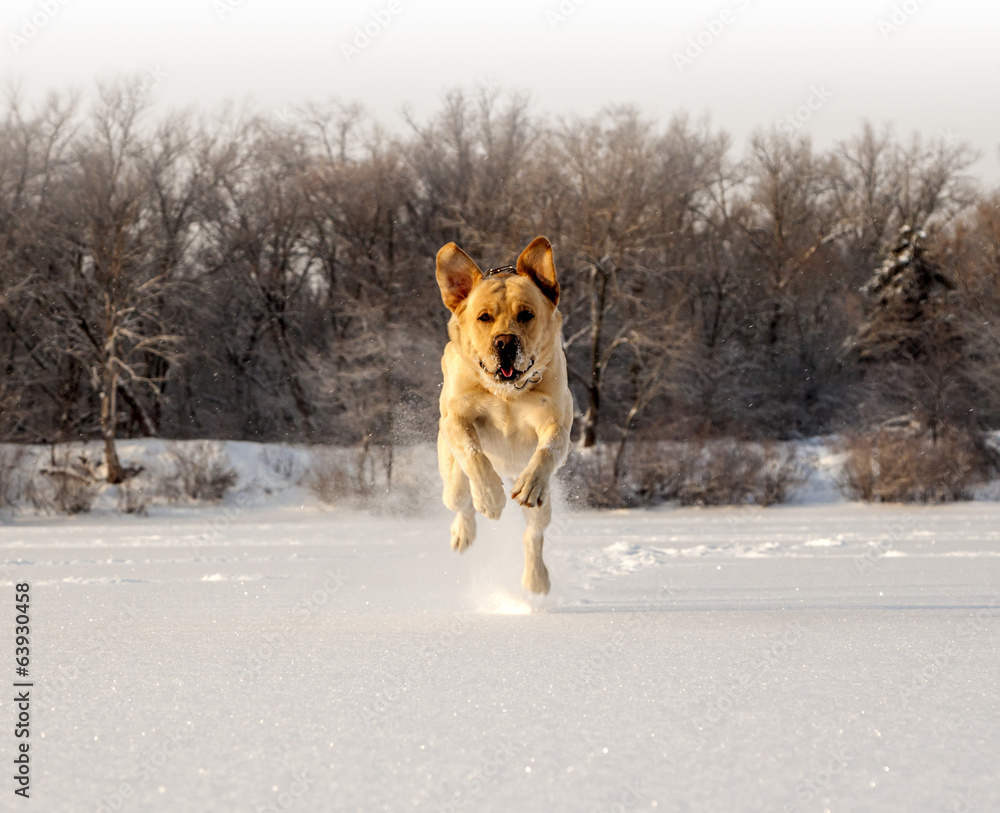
[480,358,534,383]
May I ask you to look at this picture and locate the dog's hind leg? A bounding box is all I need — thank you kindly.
[439,433,476,552]
[520,501,552,594]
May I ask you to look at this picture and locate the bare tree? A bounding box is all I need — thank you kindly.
[940,193,1000,426]
[0,91,79,440]
[42,81,179,481]
[194,112,320,438]
[832,121,902,270]
[727,131,858,433]
[609,312,693,487]
[302,115,439,461]
[403,87,539,257]
[832,122,979,270]
[547,107,666,447]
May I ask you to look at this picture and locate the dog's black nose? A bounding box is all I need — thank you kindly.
[494,334,517,353]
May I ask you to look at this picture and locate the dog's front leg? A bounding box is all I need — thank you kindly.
[438,431,477,552]
[511,421,570,509]
[440,412,506,520]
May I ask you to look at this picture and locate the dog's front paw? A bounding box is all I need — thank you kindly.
[471,468,506,520]
[512,466,550,508]
[450,511,476,552]
[522,558,551,594]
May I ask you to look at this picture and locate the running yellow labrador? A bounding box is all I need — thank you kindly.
[435,236,573,594]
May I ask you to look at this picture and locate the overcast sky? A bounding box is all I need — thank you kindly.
[2,0,998,183]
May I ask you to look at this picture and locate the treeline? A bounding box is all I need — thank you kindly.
[1,79,999,478]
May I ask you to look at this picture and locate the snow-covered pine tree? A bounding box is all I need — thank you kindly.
[849,225,973,441]
[852,225,958,365]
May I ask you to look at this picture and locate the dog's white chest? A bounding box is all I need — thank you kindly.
[474,403,540,477]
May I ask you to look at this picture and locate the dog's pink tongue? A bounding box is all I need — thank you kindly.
[502,366,513,378]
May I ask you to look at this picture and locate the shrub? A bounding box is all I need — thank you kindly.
[304,449,359,505]
[28,475,98,514]
[0,446,27,509]
[759,443,811,506]
[837,425,996,503]
[673,442,762,506]
[653,440,808,507]
[261,444,297,479]
[560,446,624,508]
[303,444,430,514]
[304,446,385,507]
[116,481,149,515]
[562,439,810,508]
[166,442,238,501]
[27,448,100,514]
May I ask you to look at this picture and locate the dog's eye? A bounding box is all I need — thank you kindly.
[517,310,535,323]
[478,312,493,323]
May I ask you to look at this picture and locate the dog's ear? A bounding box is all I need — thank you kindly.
[436,242,482,312]
[516,236,559,306]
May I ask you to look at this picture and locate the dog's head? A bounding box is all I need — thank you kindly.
[436,236,561,395]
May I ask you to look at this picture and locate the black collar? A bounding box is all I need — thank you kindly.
[482,265,517,278]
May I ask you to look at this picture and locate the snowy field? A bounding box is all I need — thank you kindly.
[1,442,999,812]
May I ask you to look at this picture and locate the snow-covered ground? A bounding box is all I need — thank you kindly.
[1,441,998,812]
